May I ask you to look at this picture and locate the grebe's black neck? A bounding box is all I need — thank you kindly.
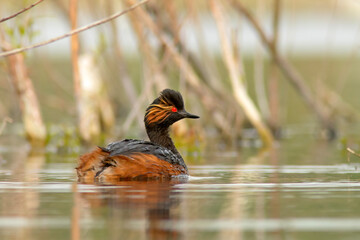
[145,125,180,157]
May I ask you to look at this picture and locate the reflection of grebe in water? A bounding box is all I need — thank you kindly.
[76,89,199,182]
[77,180,186,239]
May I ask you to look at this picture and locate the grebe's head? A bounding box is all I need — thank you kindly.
[145,89,199,127]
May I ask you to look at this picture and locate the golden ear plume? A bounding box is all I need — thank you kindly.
[145,104,172,125]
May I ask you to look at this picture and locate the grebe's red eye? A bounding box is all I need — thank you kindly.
[171,107,177,112]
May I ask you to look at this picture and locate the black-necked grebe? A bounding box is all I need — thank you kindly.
[76,89,199,182]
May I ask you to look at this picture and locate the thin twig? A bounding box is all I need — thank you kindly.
[0,0,45,23]
[0,0,149,58]
[0,117,13,135]
[347,147,360,158]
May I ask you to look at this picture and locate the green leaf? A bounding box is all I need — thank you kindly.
[4,25,14,37]
[18,25,26,36]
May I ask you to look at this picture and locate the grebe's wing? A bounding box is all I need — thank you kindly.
[100,139,182,166]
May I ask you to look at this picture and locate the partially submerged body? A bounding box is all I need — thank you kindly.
[76,139,188,182]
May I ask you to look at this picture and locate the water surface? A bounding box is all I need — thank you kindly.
[0,139,360,240]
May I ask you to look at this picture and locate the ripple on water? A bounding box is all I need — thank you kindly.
[126,218,360,232]
[190,164,360,174]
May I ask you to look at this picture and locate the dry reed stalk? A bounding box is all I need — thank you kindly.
[0,10,47,146]
[210,0,274,147]
[254,0,270,120]
[232,0,335,135]
[76,58,94,142]
[268,0,281,133]
[147,0,188,84]
[147,1,214,92]
[69,0,116,143]
[70,1,100,143]
[126,4,168,91]
[126,0,233,137]
[2,43,47,146]
[157,1,223,96]
[347,147,360,159]
[78,54,118,142]
[69,0,95,143]
[87,56,116,132]
[0,117,13,135]
[229,32,246,137]
[319,84,360,121]
[191,16,223,92]
[70,0,80,105]
[163,0,180,40]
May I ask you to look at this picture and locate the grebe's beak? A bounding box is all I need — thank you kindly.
[181,110,200,119]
